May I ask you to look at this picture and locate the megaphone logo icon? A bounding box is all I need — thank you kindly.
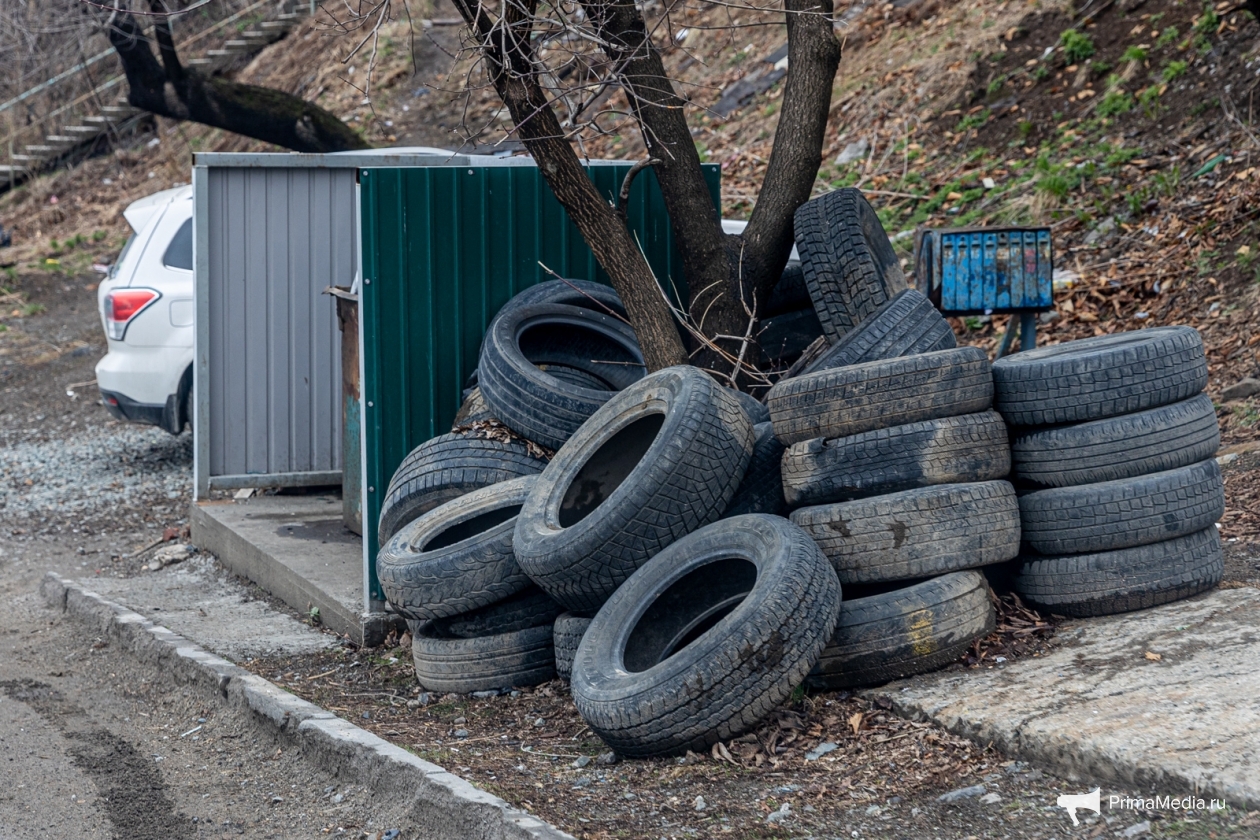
[1056,788,1101,826]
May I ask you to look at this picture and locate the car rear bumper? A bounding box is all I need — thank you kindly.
[99,384,189,435]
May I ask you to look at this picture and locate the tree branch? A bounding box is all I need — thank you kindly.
[617,156,659,220]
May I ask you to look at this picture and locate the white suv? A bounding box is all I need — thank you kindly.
[95,184,194,435]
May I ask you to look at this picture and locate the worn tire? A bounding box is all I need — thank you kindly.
[1011,393,1220,489]
[451,387,497,428]
[768,347,993,445]
[514,366,754,612]
[378,432,548,545]
[781,411,1011,508]
[479,303,647,450]
[759,308,824,366]
[992,326,1208,426]
[429,586,564,638]
[1019,460,1224,555]
[412,623,555,693]
[791,481,1020,583]
[501,278,626,320]
[553,613,593,681]
[570,514,841,757]
[804,289,956,375]
[1014,526,1223,618]
[731,388,771,425]
[807,571,994,689]
[376,477,535,621]
[764,262,811,317]
[723,423,787,518]
[794,188,908,342]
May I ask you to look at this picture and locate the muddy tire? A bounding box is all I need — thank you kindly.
[731,388,770,425]
[501,278,626,320]
[1018,460,1224,555]
[478,303,646,450]
[378,432,548,545]
[570,514,840,757]
[992,326,1208,427]
[794,188,908,342]
[781,411,1010,508]
[768,347,992,445]
[759,308,824,366]
[451,387,497,428]
[376,477,535,621]
[429,586,564,638]
[807,571,994,690]
[514,366,754,612]
[804,289,956,375]
[723,423,787,518]
[790,481,1020,583]
[1011,393,1220,489]
[553,613,593,681]
[1014,526,1223,618]
[412,623,555,693]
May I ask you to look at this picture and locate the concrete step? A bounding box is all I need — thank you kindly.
[25,145,57,155]
[100,105,138,117]
[45,135,80,147]
[259,20,295,31]
[222,40,254,51]
[10,154,42,163]
[84,115,121,126]
[0,164,30,175]
[63,126,102,136]
[186,57,215,67]
[206,49,235,57]
[239,30,271,40]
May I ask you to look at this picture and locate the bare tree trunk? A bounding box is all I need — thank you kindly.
[107,4,369,154]
[448,0,688,371]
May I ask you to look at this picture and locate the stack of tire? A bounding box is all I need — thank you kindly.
[993,327,1225,617]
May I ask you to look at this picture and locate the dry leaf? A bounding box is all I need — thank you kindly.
[1144,651,1162,661]
[849,711,864,735]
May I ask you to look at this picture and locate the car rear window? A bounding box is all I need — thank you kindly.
[163,218,193,271]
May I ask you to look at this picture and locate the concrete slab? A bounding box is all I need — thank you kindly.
[190,495,395,647]
[867,588,1260,809]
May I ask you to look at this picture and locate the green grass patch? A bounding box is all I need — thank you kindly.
[1122,46,1148,63]
[1162,60,1188,82]
[1060,29,1096,62]
[1156,26,1180,47]
[1097,90,1135,117]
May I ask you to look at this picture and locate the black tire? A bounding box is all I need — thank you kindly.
[478,303,647,450]
[514,366,754,612]
[1018,460,1224,555]
[764,261,811,317]
[768,347,993,445]
[804,289,956,375]
[429,586,564,638]
[376,476,535,621]
[1011,393,1220,489]
[723,423,787,518]
[790,481,1020,583]
[412,623,555,693]
[781,411,1011,508]
[1014,526,1223,618]
[570,514,841,757]
[731,388,771,425]
[992,326,1208,427]
[794,188,908,342]
[501,278,627,320]
[451,387,497,429]
[759,308,824,366]
[378,432,548,545]
[553,613,593,681]
[807,571,994,690]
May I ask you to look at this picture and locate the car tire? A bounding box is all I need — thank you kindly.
[790,481,1021,583]
[428,586,564,638]
[794,188,907,342]
[501,278,626,320]
[992,326,1208,426]
[759,308,824,366]
[570,514,841,757]
[723,422,787,518]
[768,347,993,445]
[764,262,811,317]
[781,411,1011,508]
[553,613,592,681]
[411,623,555,693]
[514,366,754,612]
[1014,526,1223,618]
[731,388,770,425]
[1011,393,1220,489]
[478,303,647,450]
[1018,460,1224,555]
[806,570,994,690]
[378,432,548,545]
[376,476,536,621]
[803,289,956,375]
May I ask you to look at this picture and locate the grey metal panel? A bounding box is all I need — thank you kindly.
[200,165,349,487]
[192,151,483,168]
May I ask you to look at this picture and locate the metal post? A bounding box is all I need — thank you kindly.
[1020,311,1037,352]
[995,316,1019,360]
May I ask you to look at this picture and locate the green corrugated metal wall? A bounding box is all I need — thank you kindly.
[360,162,720,600]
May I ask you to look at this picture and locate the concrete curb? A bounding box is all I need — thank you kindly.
[41,572,573,840]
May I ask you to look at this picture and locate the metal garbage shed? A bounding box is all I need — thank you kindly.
[191,149,483,499]
[358,161,720,608]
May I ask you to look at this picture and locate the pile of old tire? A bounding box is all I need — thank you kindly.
[995,326,1225,617]
[766,345,1015,689]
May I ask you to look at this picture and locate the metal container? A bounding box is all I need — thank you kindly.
[915,226,1053,315]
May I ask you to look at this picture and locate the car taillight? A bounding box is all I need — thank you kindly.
[104,288,160,340]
